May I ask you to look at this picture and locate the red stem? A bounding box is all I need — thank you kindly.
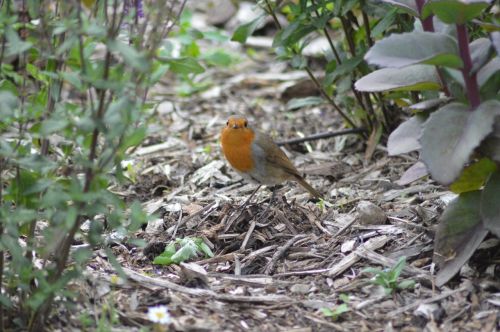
[456,24,480,109]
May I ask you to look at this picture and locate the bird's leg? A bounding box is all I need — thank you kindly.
[255,186,279,224]
[239,184,262,210]
[225,185,262,232]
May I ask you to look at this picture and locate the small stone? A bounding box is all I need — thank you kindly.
[290,283,311,294]
[414,303,441,320]
[145,218,164,234]
[356,201,387,225]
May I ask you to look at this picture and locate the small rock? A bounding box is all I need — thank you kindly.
[341,239,356,253]
[290,283,311,294]
[414,303,442,321]
[356,201,387,225]
[204,0,237,26]
[145,218,165,234]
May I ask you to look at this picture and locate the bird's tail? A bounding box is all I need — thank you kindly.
[294,175,322,199]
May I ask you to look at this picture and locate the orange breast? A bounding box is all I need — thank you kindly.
[221,127,255,173]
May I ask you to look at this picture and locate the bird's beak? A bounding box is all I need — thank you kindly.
[232,124,238,129]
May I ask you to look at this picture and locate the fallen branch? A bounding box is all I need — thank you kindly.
[277,128,365,146]
[122,267,292,303]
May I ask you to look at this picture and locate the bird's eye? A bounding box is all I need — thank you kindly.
[226,121,229,126]
[244,121,248,127]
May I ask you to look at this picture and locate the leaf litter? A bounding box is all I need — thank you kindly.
[55,5,500,332]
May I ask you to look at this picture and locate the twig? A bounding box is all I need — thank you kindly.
[265,234,307,274]
[327,235,389,277]
[240,220,256,250]
[387,287,468,316]
[276,127,365,146]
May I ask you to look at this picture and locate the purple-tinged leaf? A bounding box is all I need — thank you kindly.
[388,116,424,155]
[397,161,429,185]
[355,65,441,92]
[492,32,500,56]
[470,38,492,73]
[420,101,500,185]
[478,57,500,87]
[365,32,462,69]
[409,97,450,111]
[433,191,488,286]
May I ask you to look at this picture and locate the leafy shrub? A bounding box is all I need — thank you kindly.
[0,0,202,329]
[355,0,499,286]
[232,0,417,142]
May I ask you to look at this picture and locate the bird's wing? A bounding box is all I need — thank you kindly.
[253,131,301,177]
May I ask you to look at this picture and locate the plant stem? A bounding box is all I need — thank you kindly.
[415,0,451,97]
[361,7,373,47]
[456,24,480,109]
[304,66,360,131]
[263,0,361,134]
[310,0,370,130]
[264,0,281,30]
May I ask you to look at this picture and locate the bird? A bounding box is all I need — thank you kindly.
[220,116,322,199]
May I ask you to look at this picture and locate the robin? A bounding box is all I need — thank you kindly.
[220,116,322,199]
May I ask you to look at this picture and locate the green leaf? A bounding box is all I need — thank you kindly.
[273,21,316,48]
[203,50,235,67]
[0,91,18,118]
[420,100,500,185]
[231,15,265,44]
[40,118,69,135]
[162,57,205,75]
[433,191,487,286]
[321,308,334,316]
[481,171,500,237]
[365,32,462,69]
[123,127,146,149]
[378,0,419,16]
[171,239,198,263]
[355,65,441,92]
[371,8,398,38]
[286,97,324,110]
[425,0,491,24]
[60,71,83,91]
[324,55,364,86]
[387,116,424,155]
[391,257,407,280]
[153,243,176,265]
[450,158,497,193]
[198,242,214,258]
[5,28,32,57]
[107,40,149,71]
[398,279,416,289]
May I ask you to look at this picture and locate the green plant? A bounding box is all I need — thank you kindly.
[153,237,214,265]
[0,0,202,330]
[321,293,350,321]
[363,257,416,295]
[232,0,417,143]
[166,9,241,96]
[356,0,499,286]
[96,298,120,332]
